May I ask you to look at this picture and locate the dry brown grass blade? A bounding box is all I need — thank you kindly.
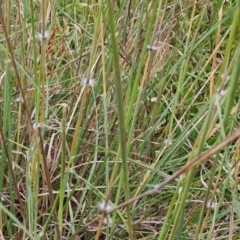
[38,128,61,240]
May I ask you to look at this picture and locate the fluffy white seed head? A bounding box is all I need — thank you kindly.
[81,76,96,88]
[153,184,162,193]
[164,139,172,147]
[207,200,217,209]
[98,201,113,213]
[147,45,160,51]
[36,30,50,41]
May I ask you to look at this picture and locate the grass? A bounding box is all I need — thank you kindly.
[0,0,240,239]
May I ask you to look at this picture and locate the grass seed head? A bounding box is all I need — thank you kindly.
[103,216,113,226]
[207,200,217,209]
[147,44,160,51]
[98,201,114,214]
[36,30,50,41]
[164,139,172,147]
[81,76,96,88]
[153,184,162,193]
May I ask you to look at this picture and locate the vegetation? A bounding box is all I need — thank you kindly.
[0,0,240,239]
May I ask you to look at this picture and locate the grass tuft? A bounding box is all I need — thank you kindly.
[0,1,240,239]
